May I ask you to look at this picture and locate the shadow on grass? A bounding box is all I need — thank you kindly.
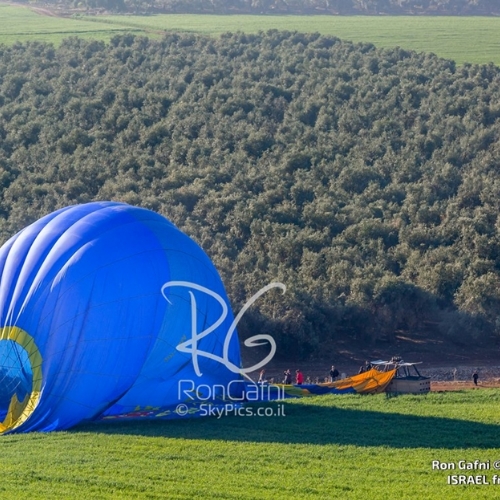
[73,398,500,449]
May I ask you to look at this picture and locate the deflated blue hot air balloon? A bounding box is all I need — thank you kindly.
[0,202,242,433]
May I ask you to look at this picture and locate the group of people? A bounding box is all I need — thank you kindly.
[258,364,483,387]
[282,369,303,385]
[358,361,373,374]
[257,369,303,384]
[257,365,342,385]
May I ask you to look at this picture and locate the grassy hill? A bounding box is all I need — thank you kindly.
[1,32,500,358]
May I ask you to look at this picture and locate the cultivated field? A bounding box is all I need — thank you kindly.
[0,4,140,45]
[1,4,500,65]
[2,390,500,499]
[84,14,500,65]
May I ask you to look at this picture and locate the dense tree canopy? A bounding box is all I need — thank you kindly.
[1,32,500,358]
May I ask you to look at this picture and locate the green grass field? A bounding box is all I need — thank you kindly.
[83,14,500,65]
[2,390,500,499]
[0,4,141,45]
[1,4,500,65]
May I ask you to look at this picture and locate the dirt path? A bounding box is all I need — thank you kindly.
[432,380,500,391]
[30,6,60,17]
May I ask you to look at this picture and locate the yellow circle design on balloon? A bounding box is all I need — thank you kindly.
[0,327,42,434]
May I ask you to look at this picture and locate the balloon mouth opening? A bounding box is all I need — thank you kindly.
[0,328,42,434]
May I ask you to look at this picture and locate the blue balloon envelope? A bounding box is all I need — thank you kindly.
[0,202,242,433]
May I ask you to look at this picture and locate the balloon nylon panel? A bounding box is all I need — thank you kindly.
[0,202,241,433]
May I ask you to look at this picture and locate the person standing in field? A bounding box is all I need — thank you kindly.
[329,365,339,382]
[473,371,479,386]
[296,369,304,385]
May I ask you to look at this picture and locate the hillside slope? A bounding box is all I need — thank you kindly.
[0,32,500,357]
